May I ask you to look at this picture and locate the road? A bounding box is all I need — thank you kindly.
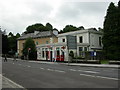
[2,58,119,88]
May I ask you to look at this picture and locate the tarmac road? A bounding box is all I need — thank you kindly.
[2,58,119,89]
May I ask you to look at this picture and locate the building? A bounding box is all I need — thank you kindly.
[17,30,58,56]
[37,29,103,61]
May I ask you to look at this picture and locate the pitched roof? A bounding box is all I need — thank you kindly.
[18,31,54,40]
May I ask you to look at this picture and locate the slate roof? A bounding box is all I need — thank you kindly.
[18,31,54,40]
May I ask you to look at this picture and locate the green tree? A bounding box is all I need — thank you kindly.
[2,34,9,54]
[8,32,20,55]
[46,23,53,30]
[103,1,120,60]
[22,37,37,60]
[25,23,54,34]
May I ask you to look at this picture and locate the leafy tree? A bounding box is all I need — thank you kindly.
[103,1,120,60]
[8,32,20,55]
[59,25,84,33]
[25,23,54,34]
[2,34,9,54]
[46,23,53,30]
[78,26,84,30]
[16,33,20,38]
[22,37,37,60]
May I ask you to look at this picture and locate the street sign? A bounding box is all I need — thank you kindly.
[66,35,77,49]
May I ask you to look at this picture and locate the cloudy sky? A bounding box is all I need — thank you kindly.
[0,0,118,34]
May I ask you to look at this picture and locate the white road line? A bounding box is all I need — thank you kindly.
[47,69,54,71]
[78,70,99,73]
[40,68,44,70]
[80,74,95,77]
[54,70,65,73]
[27,65,31,67]
[70,69,77,71]
[80,74,119,81]
[96,76,119,81]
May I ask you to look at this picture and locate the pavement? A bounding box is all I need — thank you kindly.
[29,60,120,68]
[2,75,25,89]
[2,58,120,89]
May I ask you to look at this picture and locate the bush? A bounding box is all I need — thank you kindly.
[69,51,74,58]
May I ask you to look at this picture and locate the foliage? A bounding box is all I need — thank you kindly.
[59,25,84,34]
[22,37,37,60]
[69,51,74,58]
[100,60,109,64]
[24,23,55,34]
[8,32,20,55]
[2,34,9,54]
[103,1,120,60]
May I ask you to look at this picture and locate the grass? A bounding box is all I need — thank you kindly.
[100,60,109,64]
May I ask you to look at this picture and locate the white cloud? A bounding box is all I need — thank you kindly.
[0,0,118,34]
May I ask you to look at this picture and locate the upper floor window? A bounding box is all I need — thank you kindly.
[79,36,83,43]
[62,38,65,42]
[99,37,102,46]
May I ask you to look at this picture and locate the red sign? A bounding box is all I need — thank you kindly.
[61,46,65,49]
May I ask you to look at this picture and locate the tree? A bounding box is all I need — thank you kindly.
[46,23,53,30]
[7,32,20,55]
[22,37,37,60]
[2,34,9,54]
[16,33,20,38]
[25,23,54,34]
[103,1,120,60]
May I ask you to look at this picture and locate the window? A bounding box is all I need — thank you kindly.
[79,47,83,51]
[79,36,83,43]
[57,50,60,56]
[46,41,49,44]
[42,48,44,58]
[36,41,38,45]
[62,38,65,42]
[99,37,102,46]
[42,51,44,58]
[84,47,87,51]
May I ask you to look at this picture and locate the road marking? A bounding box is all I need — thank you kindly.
[78,70,99,73]
[27,65,31,67]
[80,74,95,77]
[80,74,119,81]
[40,68,44,70]
[70,69,77,71]
[47,69,54,71]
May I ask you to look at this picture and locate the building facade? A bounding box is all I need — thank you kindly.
[37,29,103,61]
[17,30,58,56]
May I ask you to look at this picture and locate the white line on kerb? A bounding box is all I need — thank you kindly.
[80,74,119,80]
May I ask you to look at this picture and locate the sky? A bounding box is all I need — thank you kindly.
[0,0,118,35]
